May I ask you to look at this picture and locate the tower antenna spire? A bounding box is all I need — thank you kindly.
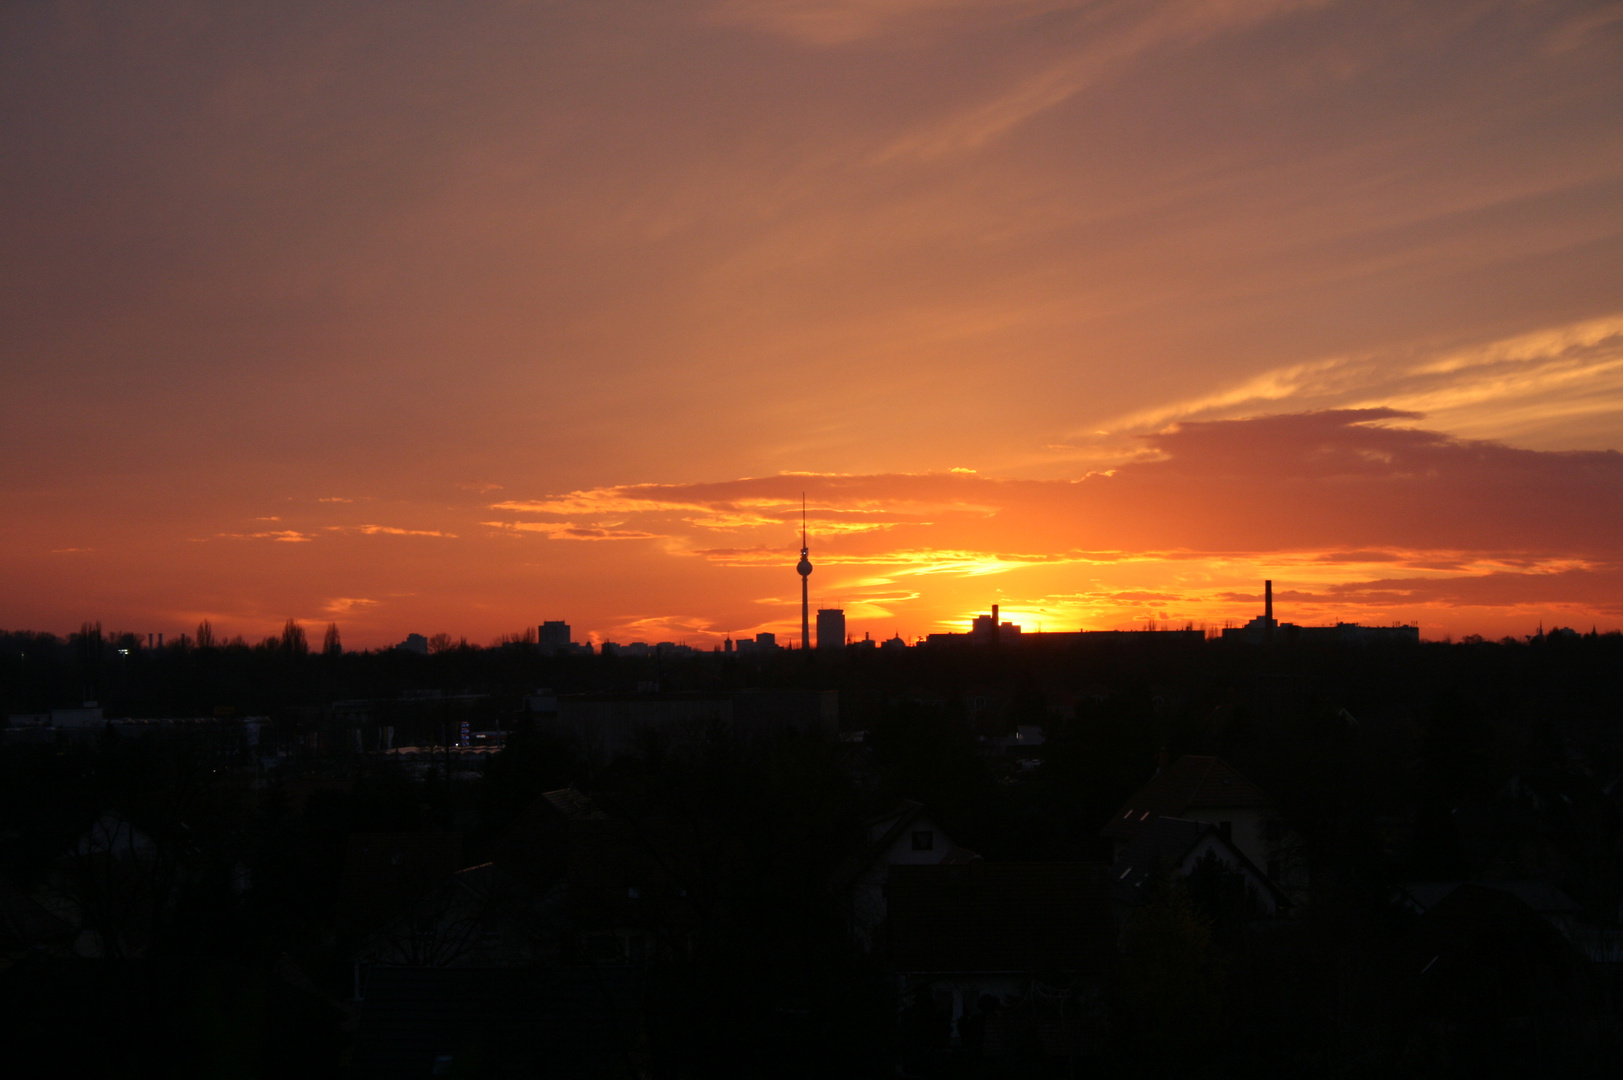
[796,491,813,650]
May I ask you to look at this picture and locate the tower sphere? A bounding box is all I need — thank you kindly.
[797,552,813,578]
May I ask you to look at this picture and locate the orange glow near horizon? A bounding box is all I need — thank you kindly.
[16,410,1623,647]
[3,3,1622,646]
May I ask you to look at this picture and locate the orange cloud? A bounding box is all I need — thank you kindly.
[323,597,380,614]
[483,521,665,541]
[344,525,458,538]
[477,411,1623,638]
[210,530,316,543]
[500,412,1623,563]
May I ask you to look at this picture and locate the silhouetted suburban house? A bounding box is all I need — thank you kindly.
[1396,883,1607,1070]
[337,833,465,937]
[1397,879,1582,939]
[350,965,643,1079]
[831,800,968,948]
[0,875,73,954]
[886,862,1114,1064]
[355,862,560,969]
[1110,816,1291,916]
[523,787,697,967]
[348,783,692,972]
[1103,755,1291,887]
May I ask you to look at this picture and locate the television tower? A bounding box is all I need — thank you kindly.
[797,493,813,650]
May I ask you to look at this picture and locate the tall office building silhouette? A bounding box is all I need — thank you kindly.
[816,608,845,651]
[796,494,813,650]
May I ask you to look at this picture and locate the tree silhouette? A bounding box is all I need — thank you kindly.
[322,623,342,656]
[73,620,103,701]
[279,620,308,659]
[196,619,215,649]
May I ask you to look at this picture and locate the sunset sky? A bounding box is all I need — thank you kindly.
[4,1,1622,647]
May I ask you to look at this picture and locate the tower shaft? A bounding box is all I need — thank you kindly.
[795,493,813,650]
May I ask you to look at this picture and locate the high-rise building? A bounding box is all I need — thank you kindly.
[970,604,1020,644]
[539,621,572,653]
[816,608,845,651]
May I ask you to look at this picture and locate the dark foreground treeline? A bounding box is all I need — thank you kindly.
[1,629,1622,1076]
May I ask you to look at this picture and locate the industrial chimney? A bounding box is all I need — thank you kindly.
[1264,580,1274,642]
[991,604,1000,645]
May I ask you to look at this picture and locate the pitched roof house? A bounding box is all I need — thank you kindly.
[831,800,969,948]
[337,833,465,936]
[887,862,1113,977]
[886,861,1115,1064]
[1102,756,1282,884]
[1110,816,1291,916]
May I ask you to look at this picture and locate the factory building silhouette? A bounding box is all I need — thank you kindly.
[1220,580,1419,645]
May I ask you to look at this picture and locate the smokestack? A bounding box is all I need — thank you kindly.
[992,604,1000,645]
[1264,581,1272,622]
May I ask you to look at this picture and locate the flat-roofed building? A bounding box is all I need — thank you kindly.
[816,608,845,651]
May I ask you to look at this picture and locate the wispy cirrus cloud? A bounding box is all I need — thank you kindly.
[491,480,996,521]
[1093,313,1623,447]
[323,597,380,614]
[691,545,1136,573]
[492,493,715,516]
[871,0,1327,159]
[200,523,457,545]
[207,530,316,543]
[483,521,665,541]
[330,524,458,538]
[598,613,721,643]
[707,0,1076,47]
